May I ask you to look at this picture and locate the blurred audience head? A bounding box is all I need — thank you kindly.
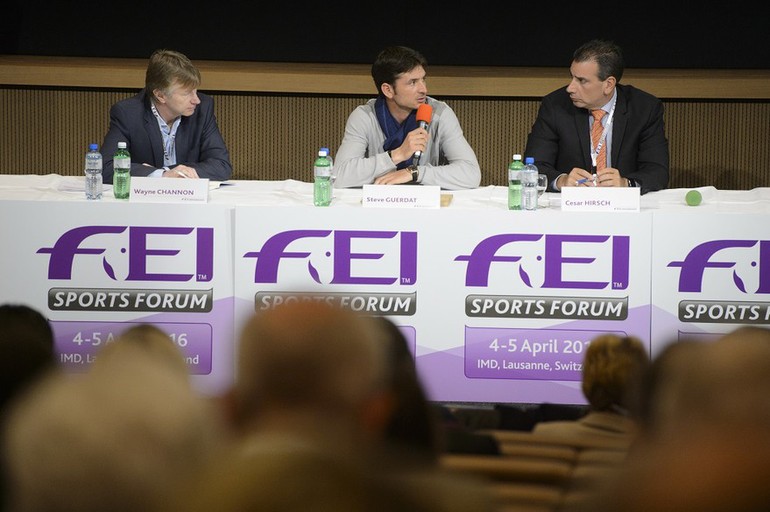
[92,323,189,382]
[580,326,770,512]
[2,346,223,512]
[373,316,441,460]
[0,303,57,415]
[653,326,770,438]
[580,425,770,512]
[232,299,394,445]
[581,334,649,414]
[632,338,706,436]
[0,303,54,348]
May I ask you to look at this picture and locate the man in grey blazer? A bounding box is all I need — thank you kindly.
[101,49,232,184]
[525,40,669,195]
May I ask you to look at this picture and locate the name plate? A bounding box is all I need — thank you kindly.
[561,186,640,212]
[362,184,441,209]
[129,177,209,203]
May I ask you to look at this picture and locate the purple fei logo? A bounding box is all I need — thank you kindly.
[667,239,770,293]
[37,226,214,282]
[455,233,630,290]
[243,229,417,285]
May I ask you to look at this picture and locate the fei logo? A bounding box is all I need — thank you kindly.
[455,233,630,290]
[243,229,417,285]
[37,226,214,282]
[667,239,770,293]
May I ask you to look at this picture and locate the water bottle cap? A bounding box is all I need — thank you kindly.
[513,154,522,160]
[118,142,127,148]
[320,147,330,154]
[525,157,535,164]
[89,143,98,151]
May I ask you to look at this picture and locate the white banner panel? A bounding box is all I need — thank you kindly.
[0,200,234,396]
[233,206,652,404]
[651,212,770,357]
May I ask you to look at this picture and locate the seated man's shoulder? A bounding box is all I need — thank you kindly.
[426,99,460,125]
[428,98,451,113]
[541,87,573,106]
[357,99,377,114]
[345,100,377,124]
[109,93,147,121]
[619,84,661,104]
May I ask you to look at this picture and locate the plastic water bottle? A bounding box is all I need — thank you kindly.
[313,149,332,206]
[84,143,103,200]
[507,154,523,210]
[113,142,131,200]
[521,157,539,211]
[320,146,334,199]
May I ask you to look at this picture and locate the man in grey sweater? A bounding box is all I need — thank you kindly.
[334,46,481,190]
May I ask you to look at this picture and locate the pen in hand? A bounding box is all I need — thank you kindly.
[576,175,596,185]
[176,170,187,179]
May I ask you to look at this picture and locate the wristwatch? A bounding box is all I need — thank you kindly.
[408,165,419,183]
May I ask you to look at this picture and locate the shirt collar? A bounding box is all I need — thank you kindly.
[598,88,618,114]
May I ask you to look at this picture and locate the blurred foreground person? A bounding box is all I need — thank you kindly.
[533,334,649,511]
[0,303,58,509]
[2,346,225,512]
[374,316,443,460]
[91,323,190,383]
[573,326,770,512]
[166,300,493,512]
[0,303,56,417]
[534,334,649,442]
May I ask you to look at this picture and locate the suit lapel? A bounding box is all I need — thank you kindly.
[611,86,628,166]
[143,100,165,166]
[573,106,592,170]
[175,117,189,164]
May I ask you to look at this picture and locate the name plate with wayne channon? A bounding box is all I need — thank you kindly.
[129,177,209,203]
[362,184,441,209]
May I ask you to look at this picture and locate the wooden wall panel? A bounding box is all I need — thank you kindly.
[664,101,770,189]
[1,87,768,190]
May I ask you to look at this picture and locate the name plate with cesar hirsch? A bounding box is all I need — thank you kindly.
[129,177,209,203]
[561,186,640,212]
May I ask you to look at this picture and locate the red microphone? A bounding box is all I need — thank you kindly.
[413,103,433,163]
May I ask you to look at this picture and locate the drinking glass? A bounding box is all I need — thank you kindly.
[537,174,547,198]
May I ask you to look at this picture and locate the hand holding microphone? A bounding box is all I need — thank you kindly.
[412,103,433,165]
[380,103,432,185]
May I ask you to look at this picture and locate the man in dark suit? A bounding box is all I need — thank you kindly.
[101,49,232,184]
[525,40,669,195]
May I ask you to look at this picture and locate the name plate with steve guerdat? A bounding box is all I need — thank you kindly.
[129,177,209,203]
[561,186,640,212]
[362,184,441,209]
